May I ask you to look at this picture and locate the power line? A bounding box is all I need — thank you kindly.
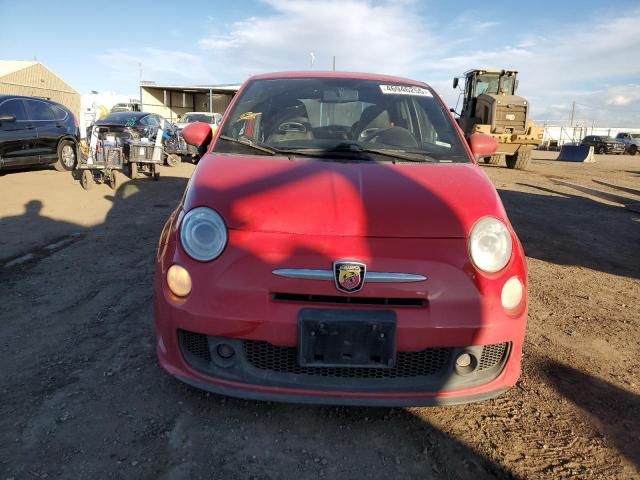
[574,102,640,113]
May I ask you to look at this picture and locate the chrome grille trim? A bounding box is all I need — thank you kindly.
[272,269,426,283]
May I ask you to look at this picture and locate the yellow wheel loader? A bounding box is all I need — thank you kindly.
[453,69,543,170]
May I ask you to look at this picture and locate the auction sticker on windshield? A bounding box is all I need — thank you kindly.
[379,85,432,96]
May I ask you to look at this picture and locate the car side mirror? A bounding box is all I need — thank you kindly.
[0,114,16,123]
[452,78,459,89]
[182,121,213,149]
[468,133,498,156]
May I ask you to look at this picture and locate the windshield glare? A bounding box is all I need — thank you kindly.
[214,78,469,162]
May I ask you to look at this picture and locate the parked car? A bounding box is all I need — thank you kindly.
[0,94,79,172]
[88,111,185,166]
[175,112,222,132]
[580,135,626,154]
[89,111,169,140]
[154,71,527,406]
[615,132,640,155]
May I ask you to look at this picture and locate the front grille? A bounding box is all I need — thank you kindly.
[495,105,526,134]
[272,292,425,307]
[243,340,449,378]
[478,343,508,371]
[179,330,211,361]
[177,330,511,392]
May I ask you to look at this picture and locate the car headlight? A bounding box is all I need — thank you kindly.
[469,217,512,273]
[180,207,227,261]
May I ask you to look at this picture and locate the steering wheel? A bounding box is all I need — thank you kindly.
[358,127,382,141]
[277,121,307,134]
[364,127,395,143]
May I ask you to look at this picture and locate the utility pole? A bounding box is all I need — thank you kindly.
[570,100,576,126]
[138,62,143,110]
[332,56,336,72]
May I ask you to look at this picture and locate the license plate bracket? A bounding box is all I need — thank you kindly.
[298,309,397,368]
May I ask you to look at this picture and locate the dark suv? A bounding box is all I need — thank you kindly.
[0,94,79,172]
[580,135,626,155]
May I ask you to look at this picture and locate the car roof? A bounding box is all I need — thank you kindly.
[0,93,66,107]
[247,71,429,87]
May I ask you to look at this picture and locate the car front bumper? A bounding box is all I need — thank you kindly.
[154,229,527,406]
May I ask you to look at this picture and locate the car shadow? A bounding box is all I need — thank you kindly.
[0,164,59,175]
[540,358,640,469]
[499,187,639,279]
[592,179,640,197]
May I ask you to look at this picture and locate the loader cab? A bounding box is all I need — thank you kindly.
[455,70,522,135]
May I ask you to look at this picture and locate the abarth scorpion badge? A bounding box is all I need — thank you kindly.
[333,260,366,293]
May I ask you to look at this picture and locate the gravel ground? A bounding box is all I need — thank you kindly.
[0,153,638,479]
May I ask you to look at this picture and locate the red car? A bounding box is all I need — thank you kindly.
[154,71,528,406]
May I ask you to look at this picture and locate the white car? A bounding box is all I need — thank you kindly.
[175,112,222,132]
[615,132,640,156]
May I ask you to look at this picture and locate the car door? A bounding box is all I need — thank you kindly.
[24,98,60,163]
[0,98,39,167]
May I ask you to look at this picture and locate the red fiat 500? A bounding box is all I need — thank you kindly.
[154,71,527,406]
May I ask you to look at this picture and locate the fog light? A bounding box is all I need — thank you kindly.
[216,344,235,359]
[456,353,472,368]
[167,264,192,297]
[501,276,523,311]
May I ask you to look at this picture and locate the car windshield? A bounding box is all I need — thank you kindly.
[214,77,469,163]
[184,114,215,123]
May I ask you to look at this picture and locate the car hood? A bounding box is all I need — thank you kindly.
[184,154,509,238]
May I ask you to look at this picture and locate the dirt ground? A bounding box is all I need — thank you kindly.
[0,152,638,480]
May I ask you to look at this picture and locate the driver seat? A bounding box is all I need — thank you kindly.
[352,105,390,141]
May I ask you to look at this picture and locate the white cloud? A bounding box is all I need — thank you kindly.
[197,0,436,75]
[94,1,640,125]
[97,48,213,84]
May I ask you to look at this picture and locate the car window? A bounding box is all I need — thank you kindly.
[0,99,28,121]
[216,77,469,163]
[50,105,68,121]
[26,100,56,121]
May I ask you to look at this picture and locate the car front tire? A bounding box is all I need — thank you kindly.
[628,145,638,156]
[596,145,606,154]
[54,140,77,172]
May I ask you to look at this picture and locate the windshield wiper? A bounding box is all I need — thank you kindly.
[327,143,436,163]
[218,135,277,155]
[218,137,437,163]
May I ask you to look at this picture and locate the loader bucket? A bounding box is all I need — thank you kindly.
[557,145,595,163]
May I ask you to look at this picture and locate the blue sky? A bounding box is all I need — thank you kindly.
[1,0,639,125]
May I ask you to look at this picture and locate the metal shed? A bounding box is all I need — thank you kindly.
[0,60,80,119]
[140,82,240,123]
